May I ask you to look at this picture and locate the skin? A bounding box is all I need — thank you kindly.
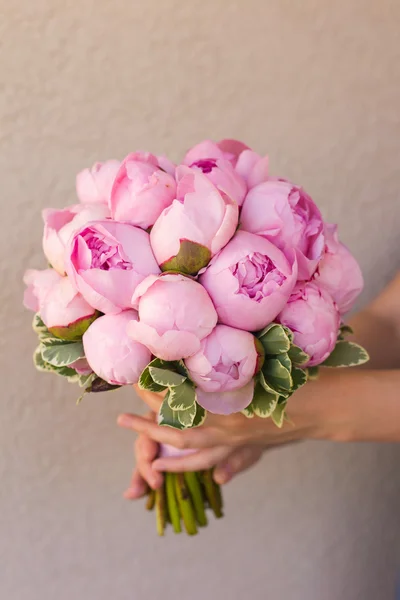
[118,272,400,499]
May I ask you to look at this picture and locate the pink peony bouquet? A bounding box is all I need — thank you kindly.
[23,139,368,536]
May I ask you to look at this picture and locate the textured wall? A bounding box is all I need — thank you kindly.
[1,1,400,599]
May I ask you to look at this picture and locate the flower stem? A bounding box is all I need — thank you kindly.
[155,486,166,536]
[184,472,208,527]
[174,473,198,535]
[146,489,155,511]
[201,470,223,519]
[165,473,182,534]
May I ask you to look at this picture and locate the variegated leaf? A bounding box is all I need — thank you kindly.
[250,382,279,418]
[258,323,291,355]
[291,367,307,392]
[192,403,207,427]
[288,344,310,367]
[168,381,196,411]
[149,366,187,388]
[271,401,287,428]
[322,341,369,368]
[41,341,85,367]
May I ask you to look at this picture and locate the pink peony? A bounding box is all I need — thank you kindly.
[76,160,121,206]
[240,179,325,280]
[314,224,364,314]
[110,152,176,229]
[83,311,151,385]
[65,220,160,314]
[150,166,239,275]
[23,269,97,340]
[185,324,258,415]
[128,273,218,361]
[183,139,269,190]
[42,203,110,275]
[23,268,62,313]
[200,230,297,331]
[277,282,340,367]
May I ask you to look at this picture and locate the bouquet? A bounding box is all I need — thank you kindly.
[23,139,369,536]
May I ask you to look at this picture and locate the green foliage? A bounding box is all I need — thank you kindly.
[322,341,369,367]
[257,324,291,355]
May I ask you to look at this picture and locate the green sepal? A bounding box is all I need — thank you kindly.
[322,341,369,368]
[161,240,211,276]
[88,378,121,393]
[257,323,291,355]
[49,311,100,342]
[168,380,196,411]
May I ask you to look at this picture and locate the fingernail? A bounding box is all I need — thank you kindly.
[117,414,133,427]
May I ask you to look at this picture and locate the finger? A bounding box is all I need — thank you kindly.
[152,446,233,472]
[133,385,164,412]
[213,446,264,485]
[124,469,148,500]
[117,414,222,449]
[135,436,164,490]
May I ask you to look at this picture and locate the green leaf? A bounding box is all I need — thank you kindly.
[55,366,80,382]
[138,365,165,392]
[249,382,279,418]
[258,324,291,355]
[259,370,279,395]
[241,404,255,418]
[276,352,292,372]
[148,366,187,388]
[271,401,287,428]
[77,372,97,388]
[33,314,47,335]
[291,367,307,392]
[41,341,85,367]
[307,366,320,380]
[158,393,186,430]
[177,402,197,427]
[322,341,369,368]
[262,358,293,394]
[168,381,196,410]
[338,324,354,340]
[33,346,57,372]
[192,403,207,427]
[288,344,310,367]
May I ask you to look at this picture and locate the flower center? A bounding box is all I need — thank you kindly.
[84,232,131,271]
[231,252,286,302]
[190,159,218,173]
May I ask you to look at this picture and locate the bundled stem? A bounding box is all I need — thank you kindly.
[145,469,223,536]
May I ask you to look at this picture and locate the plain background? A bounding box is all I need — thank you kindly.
[1,1,400,599]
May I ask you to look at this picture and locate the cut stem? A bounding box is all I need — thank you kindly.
[202,470,223,519]
[184,472,208,527]
[175,473,198,536]
[155,486,167,536]
[146,489,155,511]
[165,473,182,534]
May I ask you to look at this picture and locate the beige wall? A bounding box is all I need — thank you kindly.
[1,1,400,599]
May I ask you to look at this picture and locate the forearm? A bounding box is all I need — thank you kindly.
[297,369,400,443]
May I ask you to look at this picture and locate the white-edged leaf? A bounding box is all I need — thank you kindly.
[288,344,310,367]
[148,366,187,387]
[158,393,186,430]
[41,341,85,367]
[307,366,320,380]
[271,401,287,428]
[192,403,207,427]
[291,367,307,392]
[77,372,97,388]
[251,382,279,418]
[276,353,292,372]
[259,370,279,394]
[262,358,293,394]
[322,341,369,368]
[281,326,294,344]
[177,402,197,427]
[242,404,255,418]
[138,366,165,392]
[168,381,196,410]
[32,313,47,335]
[33,346,57,372]
[258,324,291,355]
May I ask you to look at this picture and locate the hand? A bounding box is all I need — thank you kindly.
[118,386,317,454]
[122,412,267,500]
